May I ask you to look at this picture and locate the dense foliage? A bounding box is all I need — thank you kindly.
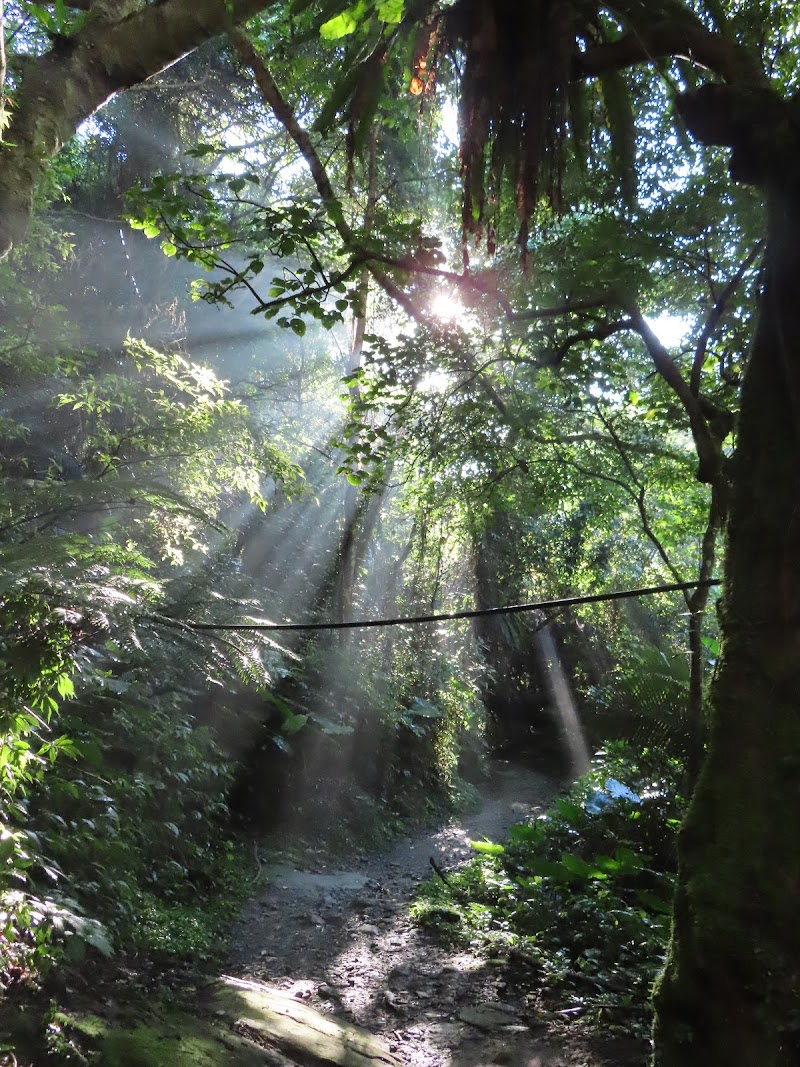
[414,745,684,1035]
[4,0,800,1063]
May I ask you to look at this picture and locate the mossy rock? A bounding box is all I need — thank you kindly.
[212,977,403,1066]
[100,1025,265,1066]
[61,1008,271,1066]
[60,978,402,1066]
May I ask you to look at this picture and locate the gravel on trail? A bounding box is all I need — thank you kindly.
[227,761,648,1067]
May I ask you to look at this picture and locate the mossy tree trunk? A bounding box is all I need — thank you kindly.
[652,185,800,1065]
[0,0,274,259]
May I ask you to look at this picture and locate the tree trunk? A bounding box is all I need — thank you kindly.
[652,192,800,1065]
[332,125,377,639]
[685,487,722,789]
[0,0,273,258]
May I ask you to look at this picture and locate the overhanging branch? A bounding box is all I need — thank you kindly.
[574,19,766,87]
[691,242,763,394]
[232,25,732,498]
[624,302,722,485]
[0,0,278,258]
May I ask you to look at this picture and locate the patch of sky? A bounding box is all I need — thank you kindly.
[645,312,692,348]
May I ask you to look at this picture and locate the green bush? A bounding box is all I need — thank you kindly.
[412,743,684,1034]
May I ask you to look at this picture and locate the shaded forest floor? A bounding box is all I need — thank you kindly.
[227,761,650,1067]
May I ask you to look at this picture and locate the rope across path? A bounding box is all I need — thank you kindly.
[160,578,720,633]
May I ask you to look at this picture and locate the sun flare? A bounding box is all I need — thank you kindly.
[429,290,464,322]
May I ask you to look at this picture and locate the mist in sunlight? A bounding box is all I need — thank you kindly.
[536,624,590,777]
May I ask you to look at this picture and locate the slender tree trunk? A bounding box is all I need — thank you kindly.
[653,192,800,1066]
[685,486,722,788]
[0,0,6,137]
[334,126,378,637]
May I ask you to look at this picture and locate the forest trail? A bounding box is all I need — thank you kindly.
[226,762,642,1067]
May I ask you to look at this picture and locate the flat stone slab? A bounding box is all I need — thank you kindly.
[266,864,371,893]
[215,976,404,1067]
[456,1003,520,1030]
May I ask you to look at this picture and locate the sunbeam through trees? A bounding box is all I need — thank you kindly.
[1,2,798,1065]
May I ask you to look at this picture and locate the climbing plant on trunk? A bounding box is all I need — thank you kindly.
[651,86,800,1065]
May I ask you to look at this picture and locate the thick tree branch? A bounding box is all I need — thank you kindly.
[675,83,800,189]
[624,303,722,486]
[510,292,620,323]
[230,28,350,234]
[0,0,276,258]
[512,292,729,489]
[231,28,450,338]
[544,319,633,366]
[574,19,766,87]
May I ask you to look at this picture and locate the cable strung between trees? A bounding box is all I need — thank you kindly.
[169,578,720,633]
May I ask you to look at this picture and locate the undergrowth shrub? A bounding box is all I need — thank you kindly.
[412,742,684,1035]
[0,538,285,988]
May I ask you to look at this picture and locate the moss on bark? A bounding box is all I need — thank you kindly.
[652,192,800,1065]
[0,0,277,258]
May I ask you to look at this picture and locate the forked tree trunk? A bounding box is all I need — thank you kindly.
[652,191,800,1065]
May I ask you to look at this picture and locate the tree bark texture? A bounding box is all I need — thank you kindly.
[0,0,274,258]
[652,189,800,1065]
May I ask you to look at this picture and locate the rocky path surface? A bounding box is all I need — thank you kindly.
[227,762,645,1067]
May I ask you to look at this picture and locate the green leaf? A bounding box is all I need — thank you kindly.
[0,833,19,863]
[508,822,542,844]
[469,839,505,856]
[320,10,358,39]
[376,0,403,22]
[554,798,584,823]
[636,888,673,915]
[80,920,114,958]
[524,857,573,881]
[701,635,720,657]
[290,318,307,337]
[407,697,442,718]
[55,674,74,700]
[283,712,309,735]
[185,143,218,158]
[559,852,605,879]
[342,368,365,385]
[162,242,177,257]
[311,716,354,736]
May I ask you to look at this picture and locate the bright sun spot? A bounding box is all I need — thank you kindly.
[437,97,460,148]
[418,369,451,394]
[646,313,692,348]
[430,290,463,322]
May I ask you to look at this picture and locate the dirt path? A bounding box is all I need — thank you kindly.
[227,761,646,1067]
